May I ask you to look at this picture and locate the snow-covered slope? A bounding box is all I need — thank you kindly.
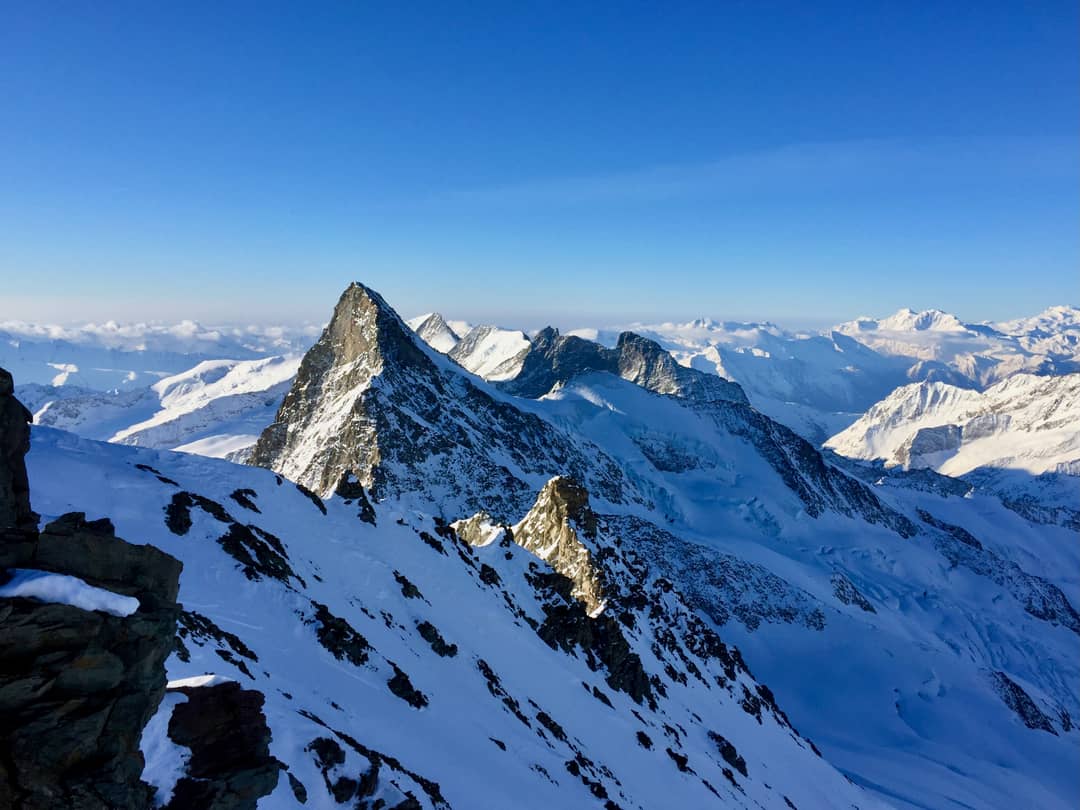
[623,322,907,441]
[23,356,300,460]
[449,324,531,380]
[248,282,1080,810]
[27,427,878,810]
[825,373,1080,476]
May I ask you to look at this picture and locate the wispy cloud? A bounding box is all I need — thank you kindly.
[430,135,1078,208]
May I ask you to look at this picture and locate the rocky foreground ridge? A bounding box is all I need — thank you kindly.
[0,369,278,809]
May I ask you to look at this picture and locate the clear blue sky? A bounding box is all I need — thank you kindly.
[1,1,1076,328]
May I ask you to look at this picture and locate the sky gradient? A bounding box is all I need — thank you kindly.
[1,1,1077,328]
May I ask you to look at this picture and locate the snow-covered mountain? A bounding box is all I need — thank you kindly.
[834,306,1080,387]
[404,307,1079,445]
[406,313,531,380]
[25,428,879,810]
[825,373,1080,476]
[6,283,1079,809]
[245,283,1079,810]
[20,356,300,460]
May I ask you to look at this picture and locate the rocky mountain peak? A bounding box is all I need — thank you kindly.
[511,477,605,614]
[501,327,747,404]
[249,282,443,497]
[251,283,638,516]
[615,331,748,404]
[323,282,433,372]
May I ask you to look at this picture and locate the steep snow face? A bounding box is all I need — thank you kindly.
[448,325,531,380]
[27,427,880,810]
[21,356,299,460]
[826,373,1080,476]
[406,313,461,354]
[250,283,640,519]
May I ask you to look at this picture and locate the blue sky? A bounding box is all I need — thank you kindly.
[1,1,1076,328]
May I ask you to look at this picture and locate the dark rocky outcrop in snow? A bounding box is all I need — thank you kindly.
[1,371,277,809]
[991,671,1058,734]
[0,367,37,532]
[162,681,281,809]
[501,327,749,404]
[0,510,182,808]
[0,374,184,808]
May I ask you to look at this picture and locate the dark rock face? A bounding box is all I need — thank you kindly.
[163,681,281,809]
[0,515,183,809]
[250,283,638,520]
[991,671,1058,734]
[0,367,37,532]
[500,328,748,405]
[607,515,827,631]
[830,574,876,613]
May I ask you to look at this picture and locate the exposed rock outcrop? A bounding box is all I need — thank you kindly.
[0,367,37,532]
[1,370,279,809]
[162,681,280,810]
[500,327,749,404]
[0,512,183,809]
[511,477,606,615]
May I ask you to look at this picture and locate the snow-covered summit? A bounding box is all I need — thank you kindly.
[406,313,462,354]
[826,372,1080,476]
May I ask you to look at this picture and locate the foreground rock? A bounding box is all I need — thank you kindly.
[161,680,280,810]
[0,367,279,809]
[0,511,182,809]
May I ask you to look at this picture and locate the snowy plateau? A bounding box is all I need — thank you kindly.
[2,289,1078,810]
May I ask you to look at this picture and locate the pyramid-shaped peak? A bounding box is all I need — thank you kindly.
[321,282,430,369]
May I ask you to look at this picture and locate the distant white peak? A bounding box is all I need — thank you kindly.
[995,305,1080,335]
[407,312,461,354]
[874,308,968,332]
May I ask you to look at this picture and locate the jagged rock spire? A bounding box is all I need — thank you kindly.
[511,477,606,615]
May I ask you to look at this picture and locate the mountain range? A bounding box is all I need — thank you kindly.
[2,285,1077,809]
